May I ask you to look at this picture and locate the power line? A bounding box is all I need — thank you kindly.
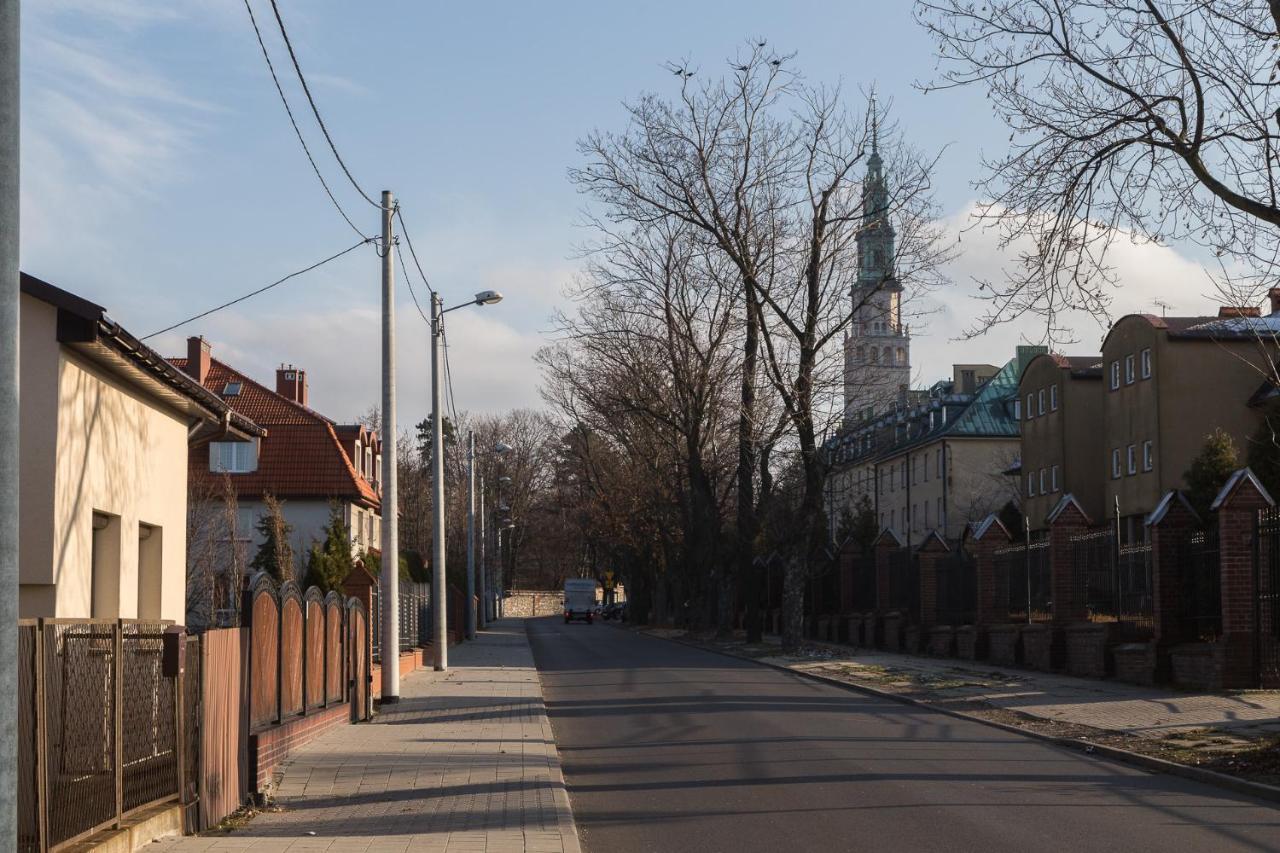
[441,320,462,426]
[393,235,431,325]
[268,0,380,209]
[394,206,436,297]
[141,238,373,340]
[241,0,368,240]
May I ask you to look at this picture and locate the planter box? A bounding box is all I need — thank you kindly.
[1066,622,1115,678]
[1171,642,1227,690]
[904,625,921,654]
[1020,624,1053,671]
[955,626,981,660]
[987,624,1020,666]
[927,626,955,657]
[1113,641,1156,686]
[883,613,903,651]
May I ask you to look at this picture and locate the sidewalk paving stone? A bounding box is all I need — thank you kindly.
[159,620,580,853]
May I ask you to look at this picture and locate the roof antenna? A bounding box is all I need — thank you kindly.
[1153,298,1172,317]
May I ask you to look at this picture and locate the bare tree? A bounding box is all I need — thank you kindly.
[186,473,243,629]
[917,1,1280,338]
[574,44,950,650]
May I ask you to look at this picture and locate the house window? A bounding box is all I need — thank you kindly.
[937,498,945,529]
[1143,440,1154,472]
[1112,449,1121,479]
[936,448,943,478]
[1110,360,1120,390]
[210,440,258,473]
[1050,384,1058,411]
[1013,399,1021,421]
[222,381,242,397]
[137,523,162,620]
[901,462,907,488]
[1125,354,1136,384]
[890,509,896,529]
[1039,468,1046,494]
[1026,393,1034,418]
[1028,473,1035,497]
[1141,347,1152,379]
[923,453,929,482]
[1051,465,1059,492]
[924,501,930,528]
[1127,444,1137,475]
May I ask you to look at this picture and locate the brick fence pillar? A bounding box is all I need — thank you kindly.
[1048,496,1091,669]
[1213,469,1273,688]
[917,531,949,629]
[873,528,903,613]
[1148,491,1199,679]
[972,516,1013,627]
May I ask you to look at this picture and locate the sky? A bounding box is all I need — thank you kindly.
[20,0,1226,428]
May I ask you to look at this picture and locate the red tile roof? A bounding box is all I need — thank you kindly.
[171,357,379,508]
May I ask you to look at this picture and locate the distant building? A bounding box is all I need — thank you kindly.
[18,274,263,621]
[827,349,1043,545]
[1019,299,1280,538]
[171,337,382,565]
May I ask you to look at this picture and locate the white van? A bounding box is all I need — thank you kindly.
[563,578,598,624]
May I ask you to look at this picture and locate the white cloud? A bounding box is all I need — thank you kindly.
[907,203,1218,383]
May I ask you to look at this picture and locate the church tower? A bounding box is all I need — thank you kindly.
[843,103,909,424]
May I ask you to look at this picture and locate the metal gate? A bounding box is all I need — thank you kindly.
[935,548,977,626]
[886,548,919,622]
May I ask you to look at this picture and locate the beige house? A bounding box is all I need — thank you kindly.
[1017,354,1104,529]
[18,274,262,621]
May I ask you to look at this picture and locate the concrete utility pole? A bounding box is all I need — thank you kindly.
[379,190,400,704]
[465,432,476,640]
[0,0,18,845]
[430,292,448,670]
[477,475,486,627]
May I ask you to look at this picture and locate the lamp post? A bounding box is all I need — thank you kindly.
[431,289,503,672]
[467,438,510,639]
[494,475,511,617]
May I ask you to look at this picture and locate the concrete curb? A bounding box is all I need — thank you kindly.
[642,629,1280,809]
[524,621,585,853]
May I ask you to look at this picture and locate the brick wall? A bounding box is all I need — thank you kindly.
[1065,622,1113,678]
[987,624,1019,665]
[1021,623,1052,671]
[1049,500,1090,669]
[1216,474,1270,688]
[250,703,350,797]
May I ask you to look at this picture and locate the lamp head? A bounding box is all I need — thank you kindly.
[474,290,504,305]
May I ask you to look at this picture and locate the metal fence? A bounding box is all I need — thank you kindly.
[1071,525,1153,638]
[1178,527,1221,641]
[935,548,977,626]
[886,548,919,622]
[993,541,1051,623]
[369,583,432,662]
[848,554,876,612]
[19,619,184,852]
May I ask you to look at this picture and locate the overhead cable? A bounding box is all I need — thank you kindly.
[141,238,374,340]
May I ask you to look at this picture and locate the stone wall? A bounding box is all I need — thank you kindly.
[502,591,566,618]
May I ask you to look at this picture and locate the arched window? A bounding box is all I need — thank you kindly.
[856,345,866,363]
[883,346,892,364]
[896,347,906,365]
[870,347,879,363]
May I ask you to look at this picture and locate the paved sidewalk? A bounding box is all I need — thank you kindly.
[162,619,580,853]
[785,641,1280,738]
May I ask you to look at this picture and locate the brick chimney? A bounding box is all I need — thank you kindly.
[1269,287,1280,316]
[276,364,308,406]
[186,336,211,385]
[1218,305,1261,319]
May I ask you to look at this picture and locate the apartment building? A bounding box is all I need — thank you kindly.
[1017,353,1104,529]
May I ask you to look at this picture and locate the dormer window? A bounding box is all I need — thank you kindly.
[210,439,258,474]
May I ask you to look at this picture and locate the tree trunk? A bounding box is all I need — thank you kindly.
[740,289,763,642]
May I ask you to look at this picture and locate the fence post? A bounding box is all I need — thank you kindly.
[873,529,900,613]
[917,532,948,629]
[972,516,1013,627]
[114,621,124,828]
[1148,491,1198,673]
[1213,469,1273,688]
[36,620,48,852]
[1047,495,1091,668]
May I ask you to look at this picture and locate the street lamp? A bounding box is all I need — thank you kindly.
[467,438,510,639]
[493,476,512,617]
[431,290,504,672]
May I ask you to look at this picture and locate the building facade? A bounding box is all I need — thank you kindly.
[172,337,382,567]
[1017,353,1104,529]
[1019,301,1280,539]
[18,274,263,621]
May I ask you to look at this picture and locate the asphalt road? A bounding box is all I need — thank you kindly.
[526,617,1280,853]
